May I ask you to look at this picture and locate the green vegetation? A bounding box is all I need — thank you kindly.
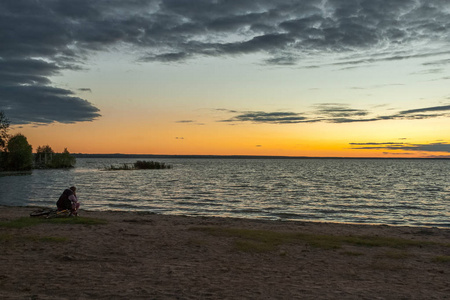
[340,235,430,248]
[102,160,172,170]
[3,134,33,171]
[190,227,342,251]
[47,148,76,168]
[103,163,135,170]
[340,250,364,256]
[0,110,9,152]
[134,160,171,169]
[0,216,107,228]
[0,216,106,245]
[378,250,411,259]
[34,145,54,167]
[35,146,76,168]
[190,226,443,253]
[432,255,450,263]
[0,112,75,172]
[0,233,13,242]
[234,239,278,252]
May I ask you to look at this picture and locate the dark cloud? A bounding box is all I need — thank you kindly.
[350,142,405,146]
[399,105,450,115]
[314,104,369,118]
[219,103,450,124]
[350,142,450,153]
[0,85,100,125]
[423,58,450,66]
[382,152,414,156]
[175,119,205,126]
[2,0,450,124]
[220,111,315,124]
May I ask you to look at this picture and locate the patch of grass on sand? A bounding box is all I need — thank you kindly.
[0,216,107,228]
[377,250,411,259]
[0,233,14,242]
[44,216,108,225]
[190,227,292,252]
[341,235,431,248]
[432,255,450,263]
[0,217,44,228]
[190,226,441,253]
[189,227,342,251]
[340,250,364,256]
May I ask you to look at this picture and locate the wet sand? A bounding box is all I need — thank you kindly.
[1,206,449,299]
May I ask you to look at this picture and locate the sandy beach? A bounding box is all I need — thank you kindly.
[0,206,449,299]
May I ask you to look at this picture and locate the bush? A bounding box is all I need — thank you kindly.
[0,110,10,152]
[34,146,76,169]
[0,151,6,171]
[47,148,76,168]
[34,145,55,168]
[102,160,171,170]
[134,160,171,169]
[5,134,33,171]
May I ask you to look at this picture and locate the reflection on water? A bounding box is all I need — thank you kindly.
[0,158,449,227]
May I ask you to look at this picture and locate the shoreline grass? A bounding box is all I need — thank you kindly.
[432,255,450,263]
[190,226,446,253]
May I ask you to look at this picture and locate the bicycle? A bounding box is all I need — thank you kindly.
[30,208,72,218]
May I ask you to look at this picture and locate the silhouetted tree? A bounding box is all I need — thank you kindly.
[0,111,9,151]
[5,134,33,171]
[35,145,55,168]
[48,148,76,168]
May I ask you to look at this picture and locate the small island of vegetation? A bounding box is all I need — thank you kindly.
[0,111,76,173]
[102,160,172,171]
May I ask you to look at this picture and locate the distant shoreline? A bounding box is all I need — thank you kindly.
[72,153,450,159]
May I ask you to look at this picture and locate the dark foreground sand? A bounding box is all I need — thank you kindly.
[0,206,449,299]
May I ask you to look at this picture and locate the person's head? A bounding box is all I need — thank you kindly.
[69,186,76,193]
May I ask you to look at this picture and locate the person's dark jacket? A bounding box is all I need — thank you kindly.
[57,189,73,211]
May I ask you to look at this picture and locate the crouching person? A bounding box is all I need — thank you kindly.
[57,186,80,216]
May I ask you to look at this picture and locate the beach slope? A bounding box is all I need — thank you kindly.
[1,206,449,299]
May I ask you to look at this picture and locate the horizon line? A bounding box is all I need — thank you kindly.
[72,153,450,159]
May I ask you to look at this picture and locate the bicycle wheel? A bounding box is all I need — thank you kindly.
[30,208,53,217]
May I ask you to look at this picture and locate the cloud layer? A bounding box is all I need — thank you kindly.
[349,142,450,154]
[1,0,450,124]
[219,104,450,124]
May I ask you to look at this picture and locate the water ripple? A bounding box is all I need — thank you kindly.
[0,158,449,227]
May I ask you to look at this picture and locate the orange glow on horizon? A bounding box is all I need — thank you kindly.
[12,123,448,158]
[8,112,449,159]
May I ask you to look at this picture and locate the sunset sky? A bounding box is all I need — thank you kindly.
[1,0,450,157]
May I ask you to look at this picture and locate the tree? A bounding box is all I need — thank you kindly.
[0,111,10,151]
[6,134,33,171]
[35,145,55,168]
[48,148,76,168]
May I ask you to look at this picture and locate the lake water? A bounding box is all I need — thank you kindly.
[0,158,449,227]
